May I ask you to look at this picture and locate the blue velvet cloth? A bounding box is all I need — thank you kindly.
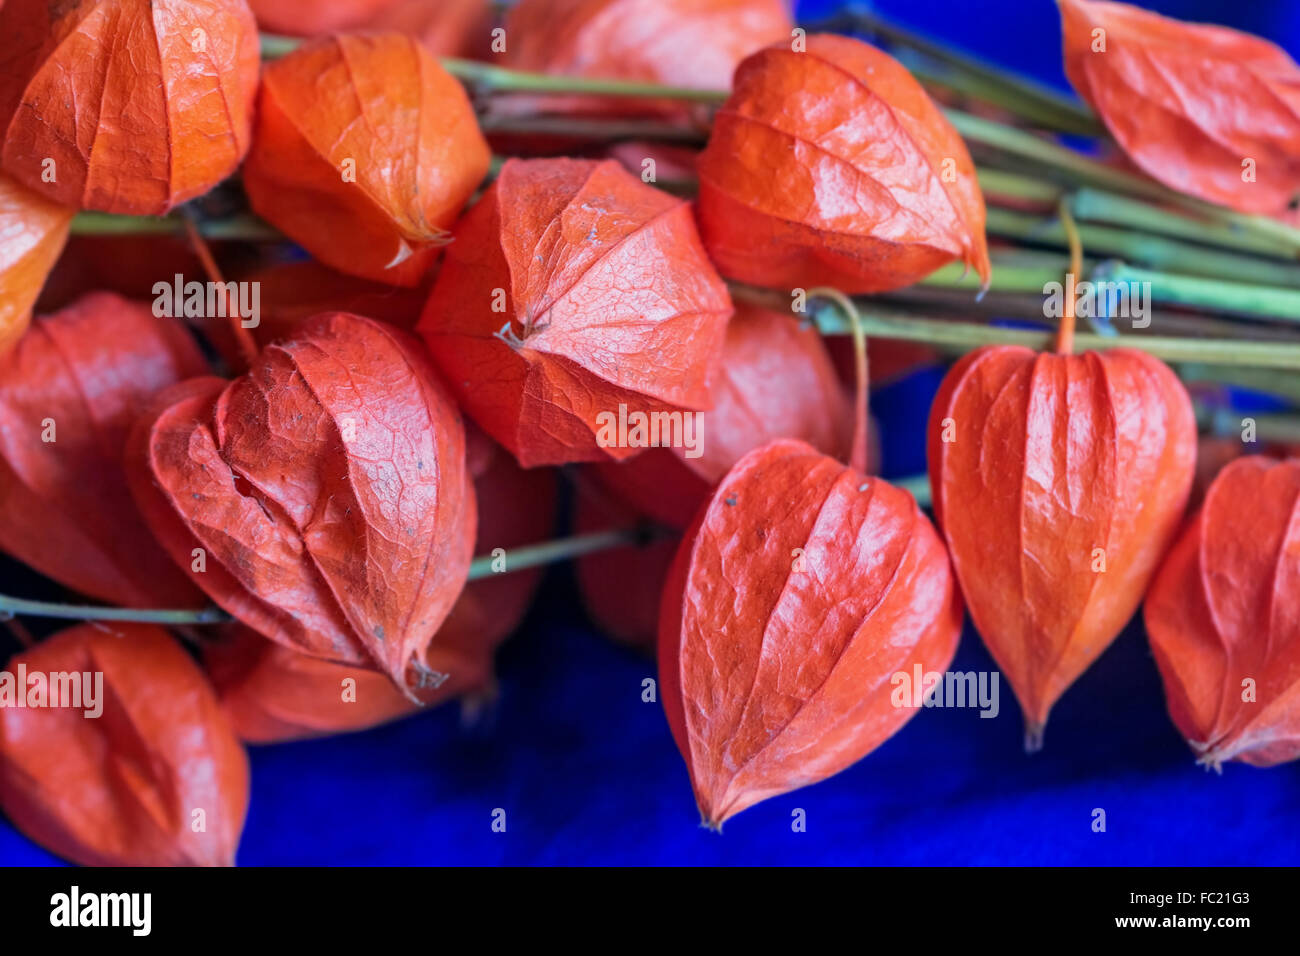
[4,0,1300,866]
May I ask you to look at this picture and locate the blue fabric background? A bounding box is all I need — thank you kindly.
[4,0,1300,866]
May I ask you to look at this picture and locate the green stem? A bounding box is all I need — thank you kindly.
[977,168,1063,206]
[478,114,708,142]
[945,109,1300,254]
[733,288,1300,370]
[466,526,654,578]
[71,211,280,241]
[986,207,1300,288]
[0,600,228,626]
[1179,365,1300,404]
[260,34,726,103]
[0,526,655,626]
[1095,262,1300,323]
[918,251,1300,324]
[1069,188,1300,261]
[442,57,727,103]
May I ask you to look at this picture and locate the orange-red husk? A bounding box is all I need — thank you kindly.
[928,345,1196,744]
[0,171,72,353]
[0,624,249,866]
[0,292,209,607]
[1144,456,1300,768]
[591,302,851,529]
[243,32,490,286]
[695,34,991,294]
[0,0,260,215]
[659,439,962,826]
[125,312,476,693]
[1059,0,1300,216]
[418,157,732,467]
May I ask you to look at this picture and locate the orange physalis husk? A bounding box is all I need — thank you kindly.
[1059,0,1300,215]
[205,622,487,743]
[0,171,73,353]
[0,624,249,866]
[0,0,260,215]
[0,292,208,608]
[206,426,555,742]
[659,439,962,827]
[243,32,491,287]
[502,0,792,114]
[126,312,476,694]
[592,302,851,530]
[696,34,991,294]
[928,345,1196,748]
[1144,456,1300,769]
[574,476,679,650]
[418,157,732,468]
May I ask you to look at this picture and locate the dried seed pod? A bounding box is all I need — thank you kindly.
[696,34,991,293]
[0,0,260,215]
[127,312,476,692]
[244,33,491,286]
[418,157,732,467]
[1060,0,1300,215]
[206,427,554,741]
[0,293,208,607]
[1145,456,1300,768]
[0,624,249,866]
[503,0,792,113]
[592,302,851,529]
[928,346,1196,746]
[0,172,73,353]
[205,624,483,743]
[659,440,962,827]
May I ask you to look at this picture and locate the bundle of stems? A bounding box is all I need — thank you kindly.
[37,15,1300,626]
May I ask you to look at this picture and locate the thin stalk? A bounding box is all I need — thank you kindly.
[1056,198,1083,354]
[1095,262,1300,323]
[985,207,1300,288]
[260,34,726,103]
[478,114,708,142]
[729,286,1300,371]
[442,57,727,103]
[466,526,653,578]
[0,598,229,625]
[946,109,1300,253]
[1197,405,1300,444]
[0,527,653,625]
[1069,188,1300,261]
[183,216,261,368]
[1177,365,1300,404]
[921,250,1300,324]
[71,211,280,241]
[809,288,870,473]
[978,168,1063,206]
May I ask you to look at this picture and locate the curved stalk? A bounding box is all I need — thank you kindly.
[0,526,656,625]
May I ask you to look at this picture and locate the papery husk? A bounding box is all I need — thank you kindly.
[1145,456,1300,769]
[659,439,962,826]
[929,345,1196,745]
